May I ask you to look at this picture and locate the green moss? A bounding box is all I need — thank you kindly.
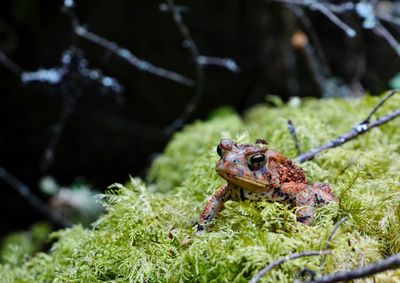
[2,95,400,282]
[0,223,51,266]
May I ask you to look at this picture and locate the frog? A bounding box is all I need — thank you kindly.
[196,138,337,233]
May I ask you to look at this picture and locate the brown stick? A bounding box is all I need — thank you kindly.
[297,90,399,163]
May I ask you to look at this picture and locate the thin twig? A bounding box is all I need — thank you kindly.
[323,2,354,14]
[361,90,397,124]
[22,47,123,171]
[162,0,239,136]
[377,12,400,27]
[287,5,332,77]
[64,0,238,136]
[312,3,356,37]
[163,0,205,136]
[297,90,400,163]
[167,0,200,60]
[0,51,24,76]
[304,253,400,283]
[40,95,75,172]
[288,119,303,154]
[0,166,71,228]
[272,0,355,14]
[250,250,331,283]
[373,20,400,57]
[74,26,195,87]
[273,0,400,57]
[272,0,356,37]
[197,56,240,73]
[63,0,195,87]
[319,217,348,269]
[323,217,348,250]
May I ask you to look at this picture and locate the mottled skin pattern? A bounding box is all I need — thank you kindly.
[197,139,337,233]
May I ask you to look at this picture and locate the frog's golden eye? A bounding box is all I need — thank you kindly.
[248,154,266,170]
[216,145,223,157]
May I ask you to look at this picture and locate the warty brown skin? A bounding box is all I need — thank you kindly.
[197,139,337,233]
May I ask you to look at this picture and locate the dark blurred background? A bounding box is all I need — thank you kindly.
[1,0,399,236]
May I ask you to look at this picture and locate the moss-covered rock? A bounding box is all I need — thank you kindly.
[1,95,400,282]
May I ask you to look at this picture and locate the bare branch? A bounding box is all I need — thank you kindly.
[272,0,355,14]
[312,3,356,37]
[0,51,24,76]
[272,0,356,37]
[373,21,400,57]
[288,119,303,154]
[322,2,354,14]
[273,0,400,57]
[162,0,240,136]
[21,47,124,171]
[305,253,400,283]
[197,56,240,73]
[377,12,400,27]
[0,166,71,228]
[297,90,400,163]
[40,96,75,172]
[361,90,397,124]
[249,250,331,283]
[287,6,332,77]
[74,26,195,87]
[63,0,238,136]
[166,0,200,60]
[162,0,205,136]
[63,0,195,87]
[159,3,190,13]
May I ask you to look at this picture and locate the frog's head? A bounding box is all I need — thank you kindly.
[215,139,269,190]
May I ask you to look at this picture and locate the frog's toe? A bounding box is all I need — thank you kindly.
[195,224,205,236]
[297,215,313,225]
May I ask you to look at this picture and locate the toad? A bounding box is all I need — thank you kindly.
[197,139,337,233]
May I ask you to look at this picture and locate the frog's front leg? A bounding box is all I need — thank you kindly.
[197,184,230,233]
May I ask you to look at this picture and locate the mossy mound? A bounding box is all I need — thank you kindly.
[1,95,400,282]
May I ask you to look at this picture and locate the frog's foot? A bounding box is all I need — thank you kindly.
[296,205,314,225]
[195,224,205,236]
[312,183,337,204]
[197,184,228,234]
[181,236,194,246]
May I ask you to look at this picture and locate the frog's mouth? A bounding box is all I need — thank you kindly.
[233,176,268,187]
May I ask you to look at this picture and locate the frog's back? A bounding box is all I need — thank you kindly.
[266,150,307,184]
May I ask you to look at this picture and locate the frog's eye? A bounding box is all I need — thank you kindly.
[216,145,223,157]
[248,154,266,170]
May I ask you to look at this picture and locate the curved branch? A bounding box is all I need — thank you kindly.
[0,51,24,76]
[305,253,400,283]
[63,0,195,87]
[250,250,330,283]
[0,166,71,228]
[297,90,400,163]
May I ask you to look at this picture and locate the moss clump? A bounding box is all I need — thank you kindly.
[1,95,400,282]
